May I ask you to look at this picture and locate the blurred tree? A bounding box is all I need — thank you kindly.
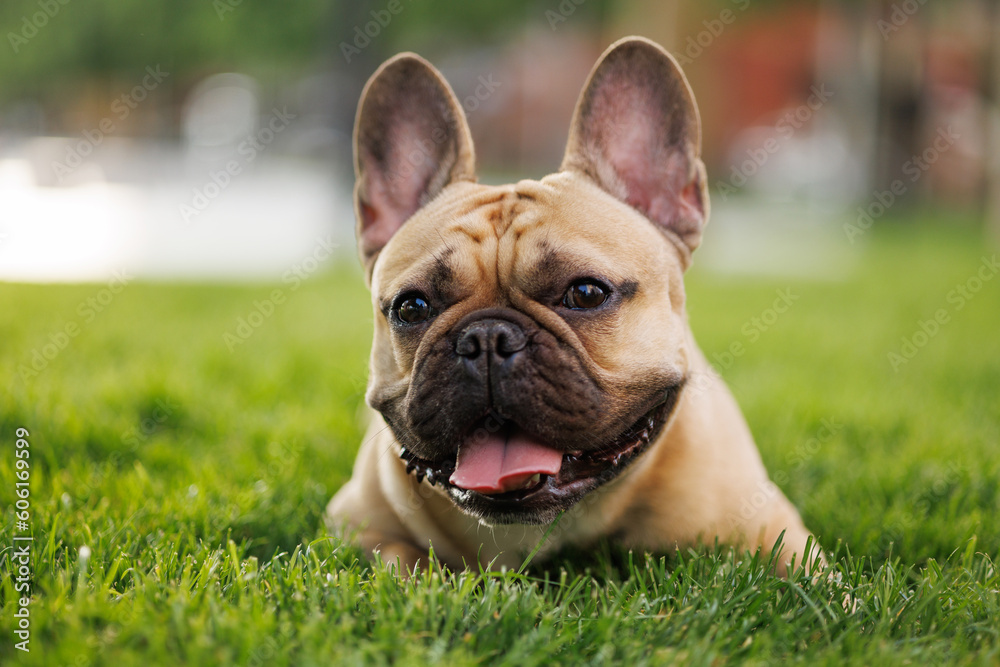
[1,0,618,139]
[0,0,335,99]
[0,0,608,103]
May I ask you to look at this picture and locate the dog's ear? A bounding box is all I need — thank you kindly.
[354,53,476,273]
[561,37,708,261]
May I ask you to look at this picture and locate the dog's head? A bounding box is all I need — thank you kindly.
[353,37,708,524]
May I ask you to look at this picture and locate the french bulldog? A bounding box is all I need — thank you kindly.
[326,36,821,576]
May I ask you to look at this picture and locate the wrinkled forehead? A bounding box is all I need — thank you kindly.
[371,174,673,297]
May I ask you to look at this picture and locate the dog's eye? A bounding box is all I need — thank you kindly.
[394,294,432,324]
[563,280,609,310]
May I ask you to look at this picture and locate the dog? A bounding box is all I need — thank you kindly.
[326,36,821,577]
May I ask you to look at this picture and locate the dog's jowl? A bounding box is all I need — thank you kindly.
[326,36,821,576]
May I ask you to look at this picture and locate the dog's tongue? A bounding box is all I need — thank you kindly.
[450,430,563,494]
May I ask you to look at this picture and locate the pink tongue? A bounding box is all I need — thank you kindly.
[449,430,563,494]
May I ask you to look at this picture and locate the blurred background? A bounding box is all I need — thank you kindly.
[0,0,997,282]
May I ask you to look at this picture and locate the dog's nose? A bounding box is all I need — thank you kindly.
[455,319,527,362]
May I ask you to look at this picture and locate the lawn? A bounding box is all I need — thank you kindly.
[1,216,999,665]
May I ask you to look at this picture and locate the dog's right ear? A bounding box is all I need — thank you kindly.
[354,54,477,275]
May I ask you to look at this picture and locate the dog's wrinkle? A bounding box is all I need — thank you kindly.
[456,226,485,244]
[532,350,605,409]
[455,191,507,217]
[533,390,590,421]
[506,293,617,391]
[531,375,596,420]
[531,353,590,395]
[367,379,409,417]
[429,247,455,298]
[618,280,639,300]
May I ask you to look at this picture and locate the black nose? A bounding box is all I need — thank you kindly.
[455,319,527,364]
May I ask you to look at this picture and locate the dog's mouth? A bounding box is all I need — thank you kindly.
[398,384,683,524]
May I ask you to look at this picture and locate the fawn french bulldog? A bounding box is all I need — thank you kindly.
[326,37,820,576]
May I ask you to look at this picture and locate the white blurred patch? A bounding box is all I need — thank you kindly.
[0,139,355,283]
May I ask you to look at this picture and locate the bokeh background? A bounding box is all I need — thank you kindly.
[1,0,997,282]
[2,4,1000,663]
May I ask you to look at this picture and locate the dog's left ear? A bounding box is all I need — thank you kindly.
[561,37,708,261]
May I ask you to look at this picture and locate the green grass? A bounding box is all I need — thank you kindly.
[2,219,999,665]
